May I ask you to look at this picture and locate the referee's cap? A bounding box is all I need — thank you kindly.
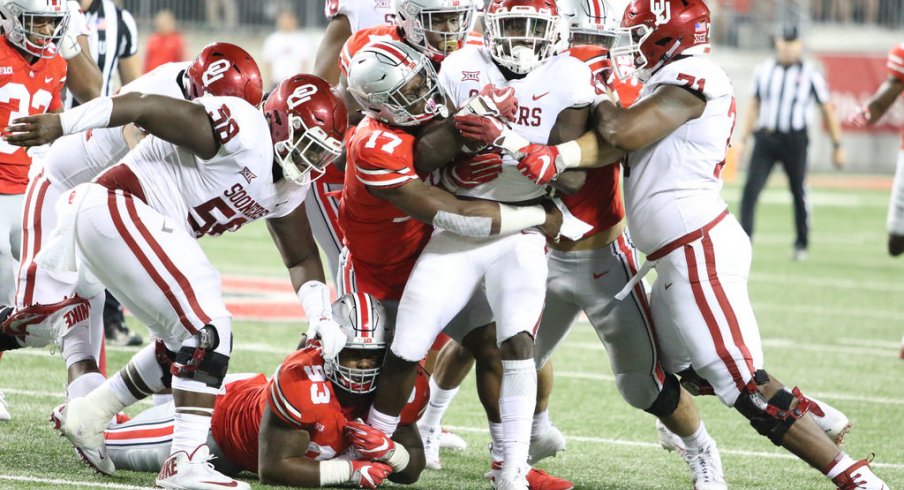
[777,24,800,42]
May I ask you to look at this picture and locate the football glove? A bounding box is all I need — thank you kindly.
[477,84,518,121]
[447,151,504,188]
[345,420,410,472]
[349,460,393,489]
[517,144,562,186]
[454,114,506,148]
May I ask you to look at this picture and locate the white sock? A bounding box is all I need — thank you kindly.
[107,372,141,407]
[419,378,459,428]
[531,410,551,439]
[83,380,128,421]
[170,411,211,456]
[489,421,505,462]
[825,453,857,479]
[367,405,400,438]
[680,421,712,452]
[499,359,536,474]
[67,372,105,400]
[152,393,174,406]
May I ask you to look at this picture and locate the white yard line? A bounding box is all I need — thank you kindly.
[0,475,147,489]
[443,425,904,470]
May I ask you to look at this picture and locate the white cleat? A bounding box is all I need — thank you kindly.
[655,419,687,455]
[809,397,852,447]
[439,426,468,450]
[156,445,250,490]
[528,424,566,463]
[51,399,115,475]
[2,296,90,348]
[683,441,727,490]
[0,390,10,421]
[832,457,890,489]
[418,424,443,470]
[487,462,529,490]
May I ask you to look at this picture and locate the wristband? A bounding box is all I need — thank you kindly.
[498,204,547,235]
[493,128,531,158]
[297,280,332,322]
[832,141,842,150]
[59,96,114,135]
[384,443,410,472]
[319,459,353,486]
[555,140,582,172]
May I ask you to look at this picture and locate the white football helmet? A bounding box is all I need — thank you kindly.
[484,0,561,75]
[0,0,69,59]
[394,0,477,62]
[347,40,448,127]
[558,0,618,49]
[324,293,389,394]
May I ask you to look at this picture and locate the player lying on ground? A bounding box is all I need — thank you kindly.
[103,293,427,489]
[3,74,349,490]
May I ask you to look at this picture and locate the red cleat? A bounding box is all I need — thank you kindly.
[527,467,574,490]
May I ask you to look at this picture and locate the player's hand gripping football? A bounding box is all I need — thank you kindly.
[4,114,64,147]
[447,151,504,188]
[476,83,518,121]
[348,460,393,489]
[345,420,410,472]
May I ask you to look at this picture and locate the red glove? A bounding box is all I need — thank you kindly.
[349,460,392,489]
[345,420,398,461]
[454,114,505,147]
[846,106,870,128]
[448,152,503,188]
[516,144,561,186]
[478,83,518,121]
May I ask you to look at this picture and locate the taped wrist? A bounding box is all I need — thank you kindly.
[555,140,582,172]
[433,210,492,237]
[456,95,500,118]
[297,281,332,323]
[60,33,82,60]
[59,96,114,135]
[319,459,353,486]
[498,204,546,235]
[493,128,531,157]
[384,442,410,472]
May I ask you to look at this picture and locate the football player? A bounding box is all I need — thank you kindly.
[0,44,264,412]
[4,74,348,490]
[102,293,428,489]
[512,1,888,488]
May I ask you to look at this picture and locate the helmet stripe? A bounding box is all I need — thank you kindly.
[369,41,415,69]
[356,293,371,337]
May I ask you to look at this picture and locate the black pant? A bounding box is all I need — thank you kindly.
[739,130,810,249]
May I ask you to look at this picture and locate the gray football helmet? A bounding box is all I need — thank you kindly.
[558,0,619,49]
[393,0,477,62]
[324,293,389,394]
[0,0,70,59]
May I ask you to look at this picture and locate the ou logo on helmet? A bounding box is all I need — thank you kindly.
[202,59,231,87]
[650,0,671,26]
[287,84,319,109]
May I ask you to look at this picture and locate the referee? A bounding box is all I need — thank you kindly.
[72,0,143,346]
[736,25,845,261]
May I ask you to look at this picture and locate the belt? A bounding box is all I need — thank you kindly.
[614,209,728,301]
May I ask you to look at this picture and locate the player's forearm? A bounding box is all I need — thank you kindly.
[821,104,843,145]
[414,116,464,173]
[65,41,102,103]
[865,79,904,124]
[738,98,760,142]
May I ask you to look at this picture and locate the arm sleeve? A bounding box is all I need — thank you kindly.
[118,8,139,58]
[888,43,904,82]
[809,65,831,104]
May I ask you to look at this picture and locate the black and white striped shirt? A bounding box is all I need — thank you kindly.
[751,58,831,133]
[64,0,138,108]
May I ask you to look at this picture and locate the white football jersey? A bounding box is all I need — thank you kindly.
[438,46,596,202]
[119,61,189,98]
[325,0,393,34]
[622,56,736,254]
[123,96,307,238]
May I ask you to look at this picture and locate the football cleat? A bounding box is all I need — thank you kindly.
[683,441,727,490]
[1,296,90,348]
[654,419,687,455]
[486,461,574,490]
[418,424,443,470]
[528,424,566,463]
[808,397,852,447]
[439,426,468,450]
[832,457,890,490]
[156,444,250,490]
[0,390,10,422]
[51,400,115,475]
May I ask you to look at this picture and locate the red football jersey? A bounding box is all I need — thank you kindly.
[211,346,429,473]
[339,117,432,300]
[560,45,629,239]
[0,38,67,194]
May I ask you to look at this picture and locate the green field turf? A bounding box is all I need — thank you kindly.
[1,178,903,489]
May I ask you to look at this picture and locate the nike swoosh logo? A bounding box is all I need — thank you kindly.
[365,440,390,454]
[592,271,609,279]
[200,481,239,488]
[532,92,549,101]
[664,283,673,290]
[45,77,53,83]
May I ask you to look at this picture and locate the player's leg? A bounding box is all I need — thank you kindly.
[484,231,548,485]
[105,400,177,472]
[780,132,810,258]
[886,150,904,257]
[0,192,24,305]
[738,134,779,241]
[304,180,344,280]
[369,230,484,438]
[654,216,887,487]
[417,337,473,469]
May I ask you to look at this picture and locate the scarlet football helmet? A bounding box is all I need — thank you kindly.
[184,42,264,106]
[0,0,70,59]
[324,293,388,394]
[611,0,710,81]
[263,74,347,185]
[484,0,561,75]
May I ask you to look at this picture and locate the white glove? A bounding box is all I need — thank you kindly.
[297,281,346,359]
[61,1,88,61]
[59,31,82,60]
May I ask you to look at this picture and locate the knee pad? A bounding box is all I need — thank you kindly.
[170,325,230,389]
[644,374,681,418]
[733,370,812,446]
[677,367,716,396]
